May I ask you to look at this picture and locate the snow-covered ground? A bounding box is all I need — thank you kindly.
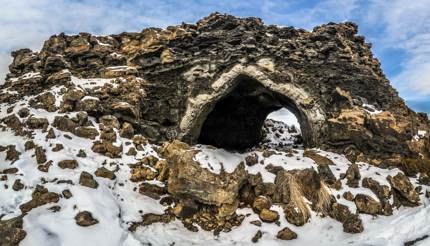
[1,97,430,246]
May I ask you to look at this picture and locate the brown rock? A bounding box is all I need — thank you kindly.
[119,122,134,138]
[252,195,272,212]
[251,230,262,243]
[139,183,167,200]
[74,126,99,139]
[37,161,52,172]
[79,171,98,189]
[77,149,87,157]
[164,141,247,206]
[303,149,334,165]
[75,211,99,227]
[0,215,27,246]
[46,128,56,139]
[12,179,25,191]
[52,143,64,152]
[1,168,19,174]
[62,189,73,199]
[245,153,259,166]
[19,185,60,213]
[26,117,49,130]
[345,164,361,188]
[259,208,279,223]
[343,191,354,201]
[6,145,20,163]
[276,227,297,240]
[354,194,382,215]
[53,115,77,132]
[95,167,116,180]
[99,115,120,129]
[58,159,78,169]
[35,146,47,164]
[387,172,420,207]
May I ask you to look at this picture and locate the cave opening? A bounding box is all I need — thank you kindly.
[196,75,310,150]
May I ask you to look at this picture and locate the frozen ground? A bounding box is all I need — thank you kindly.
[1,94,429,246]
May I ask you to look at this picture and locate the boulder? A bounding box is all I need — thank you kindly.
[164,140,247,206]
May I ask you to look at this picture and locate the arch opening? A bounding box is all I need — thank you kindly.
[196,75,313,150]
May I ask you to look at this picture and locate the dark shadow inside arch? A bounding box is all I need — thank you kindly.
[196,74,314,150]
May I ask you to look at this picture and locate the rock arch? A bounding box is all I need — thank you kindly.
[2,13,429,165]
[179,63,325,149]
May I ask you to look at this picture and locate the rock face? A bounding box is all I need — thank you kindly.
[163,140,247,206]
[1,13,428,165]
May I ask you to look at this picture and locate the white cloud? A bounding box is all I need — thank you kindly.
[366,0,430,98]
[260,0,359,29]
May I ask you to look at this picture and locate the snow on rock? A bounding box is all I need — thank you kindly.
[1,93,430,246]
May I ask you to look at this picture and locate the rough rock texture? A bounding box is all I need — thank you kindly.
[0,215,27,246]
[1,13,428,166]
[163,140,247,206]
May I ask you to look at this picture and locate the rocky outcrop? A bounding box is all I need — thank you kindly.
[163,140,247,206]
[1,13,428,166]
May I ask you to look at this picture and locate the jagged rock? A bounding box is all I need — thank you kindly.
[6,145,20,163]
[317,164,336,185]
[53,115,77,132]
[163,140,247,206]
[418,173,430,186]
[258,208,279,223]
[252,196,272,212]
[29,92,57,112]
[74,126,99,139]
[100,127,117,142]
[343,191,354,201]
[26,117,49,130]
[91,140,122,158]
[119,122,134,138]
[58,159,78,169]
[139,213,174,226]
[75,211,99,227]
[329,203,363,233]
[99,115,120,129]
[35,146,47,164]
[362,177,392,215]
[17,108,29,118]
[276,227,297,240]
[387,173,420,207]
[12,179,25,191]
[343,215,364,234]
[0,215,27,246]
[139,183,167,200]
[251,230,262,243]
[303,149,334,165]
[354,194,382,215]
[46,128,56,139]
[245,153,259,166]
[52,143,64,152]
[37,161,52,172]
[79,171,98,189]
[2,114,24,135]
[130,164,158,182]
[19,185,60,213]
[345,164,361,188]
[77,149,87,157]
[126,147,137,156]
[1,168,19,174]
[24,140,35,151]
[94,167,116,180]
[62,189,73,199]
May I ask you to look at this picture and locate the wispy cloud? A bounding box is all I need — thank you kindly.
[365,0,430,99]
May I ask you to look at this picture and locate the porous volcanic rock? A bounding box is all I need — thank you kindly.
[162,140,247,206]
[1,13,428,166]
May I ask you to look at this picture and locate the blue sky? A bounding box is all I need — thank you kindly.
[0,0,429,113]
